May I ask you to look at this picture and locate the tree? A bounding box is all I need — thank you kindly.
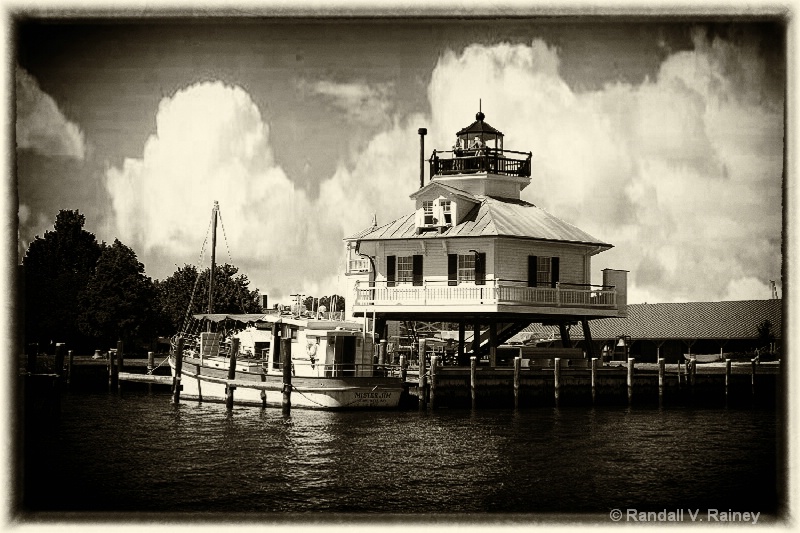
[756,319,776,354]
[301,294,346,314]
[22,210,102,351]
[155,263,260,333]
[77,239,158,350]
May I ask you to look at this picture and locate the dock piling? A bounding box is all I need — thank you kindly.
[171,337,184,404]
[725,358,731,400]
[751,358,757,397]
[399,355,407,383]
[658,358,665,399]
[116,341,124,392]
[418,339,427,409]
[281,332,292,415]
[108,348,118,391]
[627,358,635,403]
[590,357,597,402]
[225,338,240,410]
[54,343,66,379]
[430,355,439,410]
[66,349,74,385]
[554,357,561,405]
[470,356,477,409]
[147,351,154,394]
[689,356,697,394]
[513,356,521,409]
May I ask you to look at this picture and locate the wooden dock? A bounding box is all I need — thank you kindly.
[404,357,781,409]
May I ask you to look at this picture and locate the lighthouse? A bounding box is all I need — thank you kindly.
[343,110,627,365]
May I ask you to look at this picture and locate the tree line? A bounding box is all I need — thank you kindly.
[21,209,324,355]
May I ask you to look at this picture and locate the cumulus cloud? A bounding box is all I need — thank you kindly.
[15,66,86,160]
[106,31,782,305]
[105,81,350,300]
[421,36,782,303]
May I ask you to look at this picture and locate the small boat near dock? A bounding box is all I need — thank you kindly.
[168,202,404,410]
[170,313,404,409]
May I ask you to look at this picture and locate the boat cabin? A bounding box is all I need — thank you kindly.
[190,315,377,378]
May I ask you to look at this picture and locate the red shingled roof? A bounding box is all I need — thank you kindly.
[515,300,783,341]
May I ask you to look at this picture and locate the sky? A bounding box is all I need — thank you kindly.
[12,15,786,305]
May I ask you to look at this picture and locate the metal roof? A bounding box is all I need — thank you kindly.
[456,119,503,137]
[347,195,612,248]
[514,300,783,341]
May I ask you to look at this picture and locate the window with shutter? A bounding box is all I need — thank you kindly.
[387,255,396,287]
[475,252,486,286]
[412,255,423,286]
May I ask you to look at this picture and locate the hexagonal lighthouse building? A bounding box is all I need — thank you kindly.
[343,110,628,365]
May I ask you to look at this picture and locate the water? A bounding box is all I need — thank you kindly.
[21,391,781,520]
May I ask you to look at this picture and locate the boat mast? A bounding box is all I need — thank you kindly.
[208,201,218,316]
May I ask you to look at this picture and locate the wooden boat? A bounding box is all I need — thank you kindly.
[168,203,404,409]
[683,353,724,363]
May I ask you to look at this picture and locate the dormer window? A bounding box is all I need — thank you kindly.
[441,201,452,225]
[423,201,434,225]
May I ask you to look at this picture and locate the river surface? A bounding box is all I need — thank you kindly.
[20,390,781,522]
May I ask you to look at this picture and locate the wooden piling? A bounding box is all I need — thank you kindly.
[108,348,117,391]
[399,355,407,383]
[147,351,155,393]
[54,343,65,378]
[513,356,521,409]
[281,334,292,414]
[677,358,682,388]
[690,355,697,390]
[26,342,38,374]
[66,349,74,385]
[458,322,465,364]
[658,358,665,398]
[171,336,184,404]
[590,357,597,402]
[751,358,757,397]
[725,358,732,399]
[225,338,240,410]
[260,374,267,408]
[430,355,439,410]
[116,341,124,392]
[418,338,427,409]
[627,358,635,403]
[554,357,561,404]
[470,356,477,408]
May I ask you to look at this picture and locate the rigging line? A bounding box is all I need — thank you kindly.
[181,212,214,336]
[216,205,253,314]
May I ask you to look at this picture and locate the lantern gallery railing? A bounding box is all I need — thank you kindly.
[353,280,617,309]
[430,148,532,178]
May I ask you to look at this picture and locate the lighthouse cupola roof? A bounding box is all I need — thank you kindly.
[456,110,504,146]
[427,108,532,199]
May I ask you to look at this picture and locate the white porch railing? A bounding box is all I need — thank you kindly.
[353,280,617,308]
[347,258,371,273]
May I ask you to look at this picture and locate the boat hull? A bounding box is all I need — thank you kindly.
[683,353,724,363]
[169,356,404,410]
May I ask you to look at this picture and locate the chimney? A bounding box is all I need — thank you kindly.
[418,127,427,189]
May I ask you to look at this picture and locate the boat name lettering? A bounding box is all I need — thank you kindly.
[354,392,392,399]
